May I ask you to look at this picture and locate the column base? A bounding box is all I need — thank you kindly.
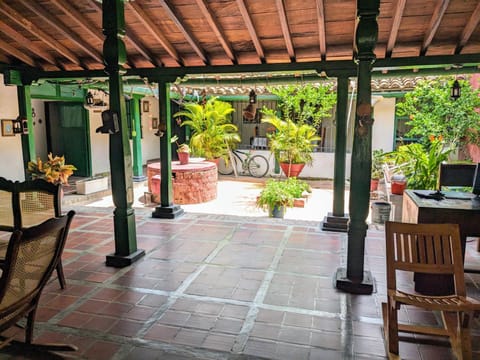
[321,212,349,232]
[152,205,185,219]
[106,249,145,268]
[132,175,147,182]
[335,267,374,294]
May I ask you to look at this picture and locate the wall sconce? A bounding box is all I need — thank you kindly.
[85,91,94,106]
[451,79,461,100]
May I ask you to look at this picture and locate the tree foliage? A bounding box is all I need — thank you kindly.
[396,77,480,147]
[267,83,336,128]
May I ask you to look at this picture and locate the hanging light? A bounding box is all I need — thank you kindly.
[248,89,257,104]
[451,79,461,100]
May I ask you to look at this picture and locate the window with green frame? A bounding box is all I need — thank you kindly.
[394,97,419,149]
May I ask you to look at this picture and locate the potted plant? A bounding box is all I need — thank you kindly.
[171,135,190,165]
[174,97,241,164]
[261,108,321,177]
[371,149,384,191]
[256,179,295,218]
[27,153,77,185]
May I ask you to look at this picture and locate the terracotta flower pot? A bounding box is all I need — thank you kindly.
[279,162,305,178]
[178,151,189,165]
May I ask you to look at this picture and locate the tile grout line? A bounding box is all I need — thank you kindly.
[231,224,294,353]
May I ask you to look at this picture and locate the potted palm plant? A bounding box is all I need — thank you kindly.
[171,135,190,165]
[261,108,321,177]
[174,97,240,164]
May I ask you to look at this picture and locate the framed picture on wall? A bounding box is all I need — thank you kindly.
[151,117,158,130]
[1,119,14,136]
[143,101,150,113]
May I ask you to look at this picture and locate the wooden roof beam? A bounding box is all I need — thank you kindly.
[275,0,295,61]
[236,0,265,63]
[158,0,209,65]
[195,0,236,64]
[0,38,37,67]
[0,20,58,68]
[0,2,83,68]
[315,0,326,61]
[18,0,103,64]
[386,0,406,58]
[87,0,161,68]
[127,1,183,66]
[455,1,480,54]
[421,0,450,56]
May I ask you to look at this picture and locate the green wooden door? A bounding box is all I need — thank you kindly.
[48,102,91,177]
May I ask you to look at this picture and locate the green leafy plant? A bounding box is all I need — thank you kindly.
[261,108,321,165]
[396,77,480,147]
[283,177,312,198]
[371,149,385,180]
[256,179,295,212]
[267,83,336,128]
[383,137,453,190]
[174,97,240,161]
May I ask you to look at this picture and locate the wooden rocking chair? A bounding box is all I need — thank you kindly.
[383,221,480,359]
[0,210,77,353]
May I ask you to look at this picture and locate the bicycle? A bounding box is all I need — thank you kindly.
[218,149,269,178]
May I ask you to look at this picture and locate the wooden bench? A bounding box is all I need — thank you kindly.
[0,177,65,288]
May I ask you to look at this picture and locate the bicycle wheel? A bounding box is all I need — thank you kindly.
[218,156,235,175]
[247,155,269,178]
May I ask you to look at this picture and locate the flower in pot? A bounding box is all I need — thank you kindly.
[27,153,77,185]
[174,97,241,164]
[171,135,190,165]
[256,179,295,218]
[371,149,384,191]
[261,108,321,177]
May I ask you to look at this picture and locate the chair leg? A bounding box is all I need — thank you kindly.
[382,301,400,359]
[56,261,66,290]
[442,311,473,360]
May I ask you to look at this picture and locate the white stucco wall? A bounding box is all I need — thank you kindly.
[0,75,25,181]
[372,97,396,153]
[140,96,161,163]
[88,110,110,176]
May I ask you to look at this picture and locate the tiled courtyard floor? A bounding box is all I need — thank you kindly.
[1,178,480,359]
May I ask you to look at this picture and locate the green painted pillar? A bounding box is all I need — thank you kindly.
[336,0,379,294]
[131,95,146,181]
[322,75,349,232]
[17,85,35,179]
[152,80,184,219]
[103,0,144,267]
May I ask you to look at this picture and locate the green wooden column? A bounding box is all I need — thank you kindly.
[17,84,35,179]
[131,95,146,181]
[336,0,379,294]
[103,0,144,267]
[152,80,184,219]
[322,75,350,232]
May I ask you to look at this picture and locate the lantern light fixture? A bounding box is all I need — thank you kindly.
[451,79,461,100]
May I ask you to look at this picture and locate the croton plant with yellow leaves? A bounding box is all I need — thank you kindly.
[27,153,77,185]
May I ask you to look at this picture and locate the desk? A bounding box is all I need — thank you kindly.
[402,189,480,295]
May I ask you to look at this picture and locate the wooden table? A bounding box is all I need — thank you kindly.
[402,189,480,295]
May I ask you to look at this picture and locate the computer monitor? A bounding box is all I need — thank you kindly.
[472,163,480,196]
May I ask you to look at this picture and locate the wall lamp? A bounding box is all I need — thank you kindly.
[451,79,461,100]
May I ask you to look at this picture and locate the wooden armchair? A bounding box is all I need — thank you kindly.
[0,177,65,288]
[382,221,480,359]
[0,211,77,353]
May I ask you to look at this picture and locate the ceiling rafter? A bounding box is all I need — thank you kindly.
[87,0,161,68]
[18,0,103,64]
[275,0,295,61]
[386,0,406,58]
[0,2,83,68]
[455,1,480,54]
[315,0,326,61]
[127,1,183,66]
[0,37,36,67]
[235,0,265,63]
[158,0,209,65]
[194,0,236,64]
[0,20,58,68]
[421,0,450,56]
